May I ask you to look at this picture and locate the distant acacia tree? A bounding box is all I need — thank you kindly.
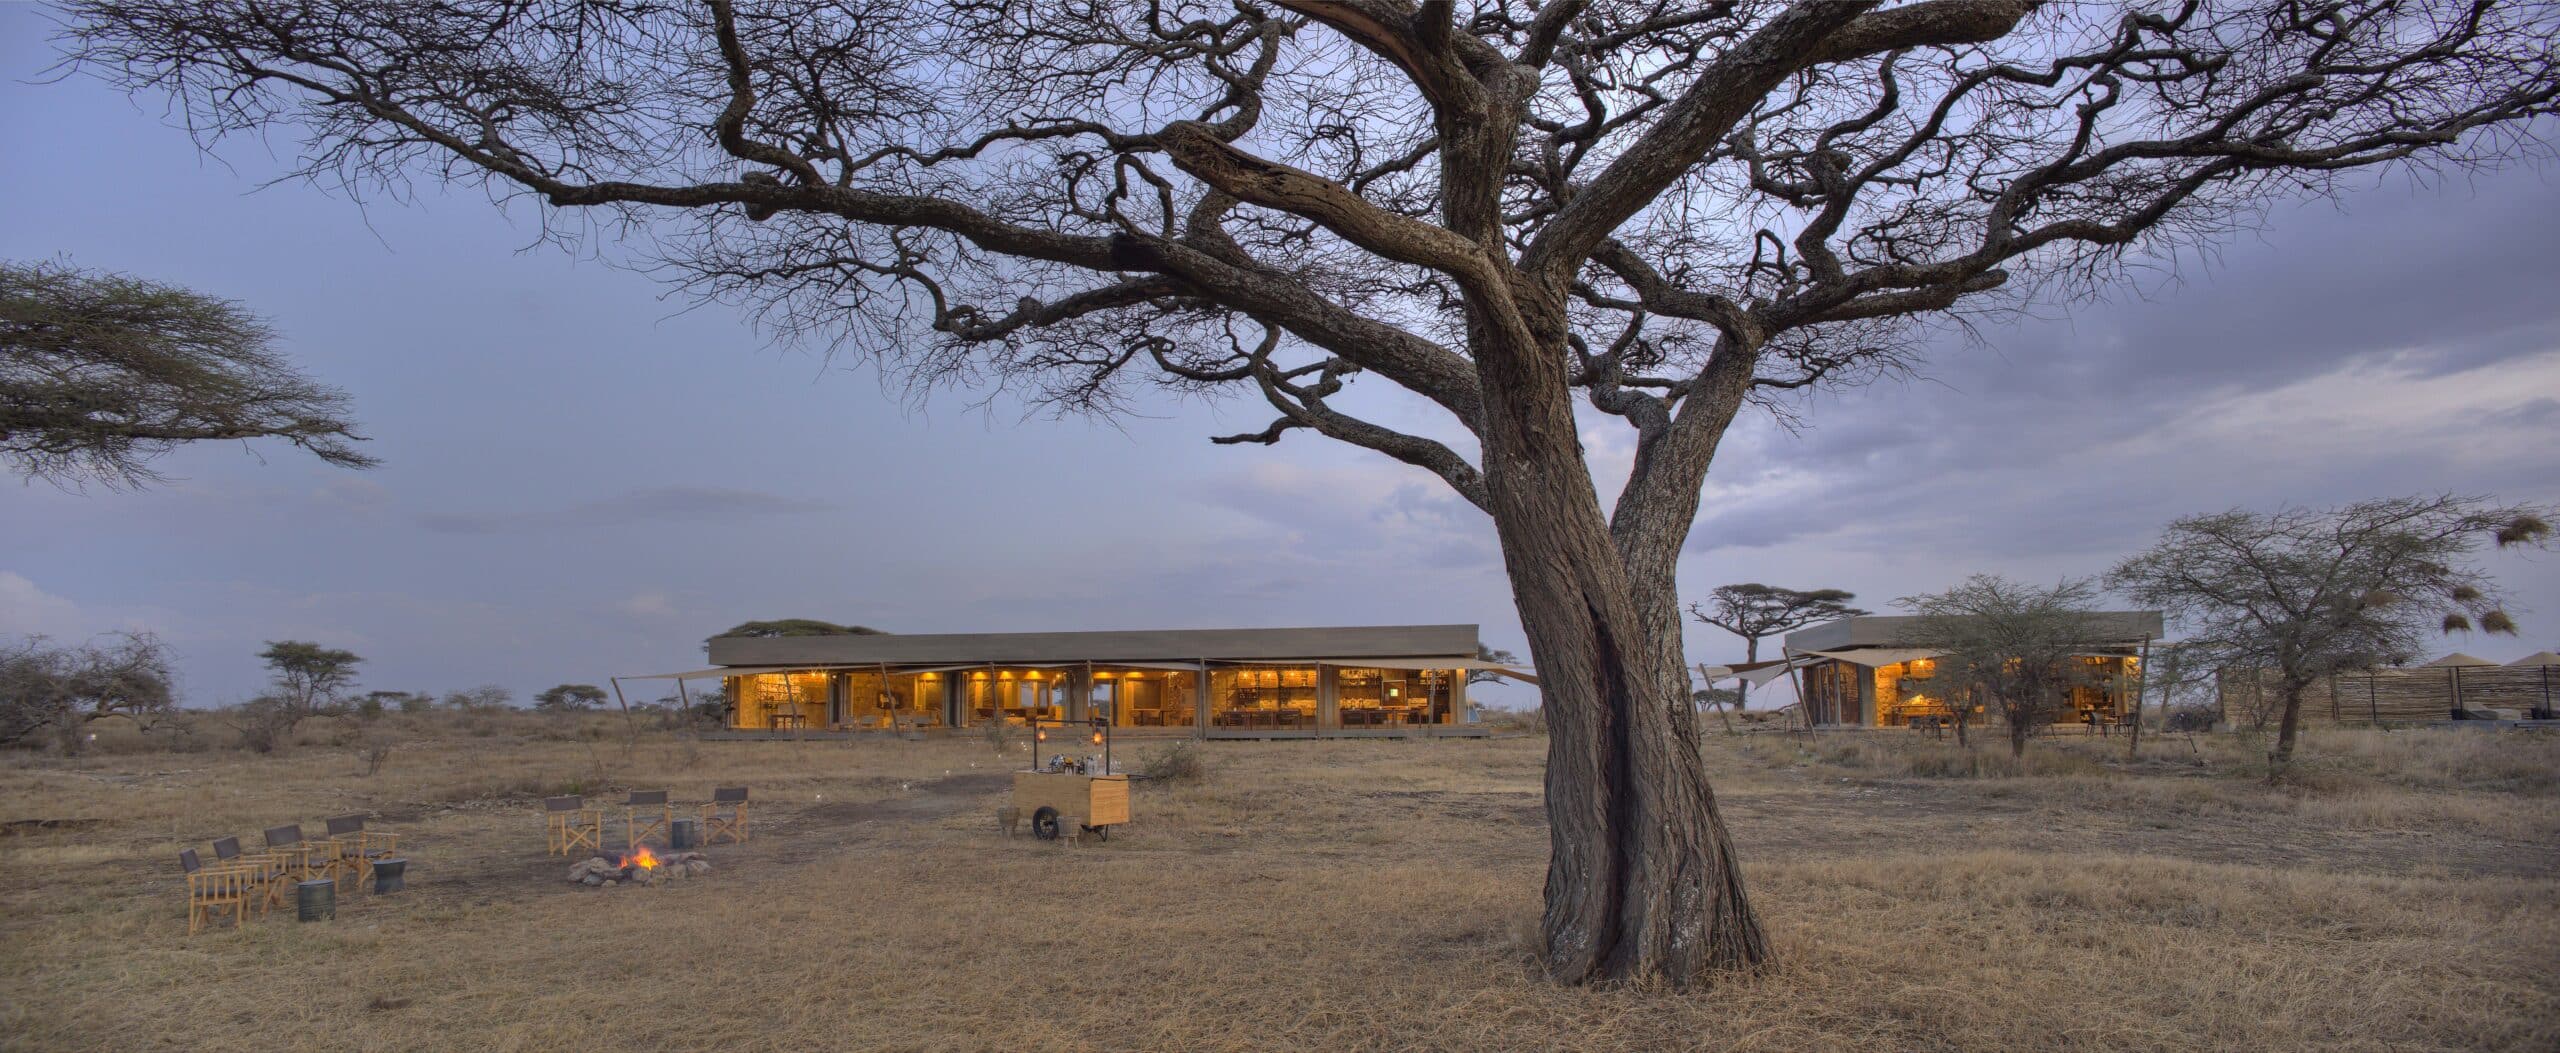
[0,632,176,752]
[1897,576,2103,756]
[0,259,373,488]
[441,684,514,711]
[258,641,360,720]
[534,683,609,713]
[1470,645,1523,686]
[360,689,436,715]
[2107,496,2549,780]
[1687,585,1864,708]
[62,0,2560,986]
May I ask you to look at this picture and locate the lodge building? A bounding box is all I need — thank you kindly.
[617,624,1529,739]
[1763,612,2165,728]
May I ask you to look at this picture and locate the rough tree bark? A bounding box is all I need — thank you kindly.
[1478,312,1768,981]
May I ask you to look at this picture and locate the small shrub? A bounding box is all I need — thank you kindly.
[355,741,396,776]
[231,699,300,753]
[982,718,1018,756]
[1138,740,1209,783]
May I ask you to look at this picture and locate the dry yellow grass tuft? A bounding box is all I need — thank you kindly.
[1,719,2553,1051]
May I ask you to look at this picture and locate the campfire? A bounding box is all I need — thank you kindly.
[566,845,710,887]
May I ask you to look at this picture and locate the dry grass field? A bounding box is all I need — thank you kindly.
[3,714,2554,1052]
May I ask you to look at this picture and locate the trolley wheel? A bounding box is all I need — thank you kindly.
[1031,806,1062,841]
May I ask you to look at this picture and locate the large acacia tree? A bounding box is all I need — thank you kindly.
[62,0,2559,984]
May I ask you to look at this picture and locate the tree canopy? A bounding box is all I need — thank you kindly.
[1,259,374,488]
[0,632,176,752]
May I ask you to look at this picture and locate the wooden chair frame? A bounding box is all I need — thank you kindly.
[262,824,326,883]
[182,850,254,935]
[323,813,401,890]
[211,838,290,914]
[626,790,671,849]
[701,787,750,845]
[545,796,604,856]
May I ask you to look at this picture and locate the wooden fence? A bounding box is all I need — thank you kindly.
[2217,665,2559,726]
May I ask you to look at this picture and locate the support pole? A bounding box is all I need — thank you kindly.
[1782,650,1815,740]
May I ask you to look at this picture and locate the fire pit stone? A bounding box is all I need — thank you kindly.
[566,847,711,887]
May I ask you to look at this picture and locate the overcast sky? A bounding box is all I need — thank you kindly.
[5,10,2557,709]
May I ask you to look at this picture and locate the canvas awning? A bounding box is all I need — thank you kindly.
[1699,656,1811,686]
[1804,648,1945,668]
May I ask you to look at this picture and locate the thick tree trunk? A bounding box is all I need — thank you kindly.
[1474,351,1767,984]
[1458,265,1766,985]
[1497,500,1768,984]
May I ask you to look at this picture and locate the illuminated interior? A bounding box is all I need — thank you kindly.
[723,662,1468,731]
[1335,667,1456,726]
[1211,666,1318,729]
[1090,669,1200,728]
[965,669,1065,726]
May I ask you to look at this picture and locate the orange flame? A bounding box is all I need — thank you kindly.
[619,844,660,871]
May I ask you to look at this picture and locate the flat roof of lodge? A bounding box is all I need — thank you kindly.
[705,624,1481,667]
[1781,611,2165,652]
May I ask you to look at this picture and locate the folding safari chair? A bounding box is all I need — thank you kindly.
[323,813,400,890]
[545,796,604,857]
[625,790,671,849]
[263,824,323,882]
[700,787,750,845]
[181,849,252,935]
[212,836,286,914]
